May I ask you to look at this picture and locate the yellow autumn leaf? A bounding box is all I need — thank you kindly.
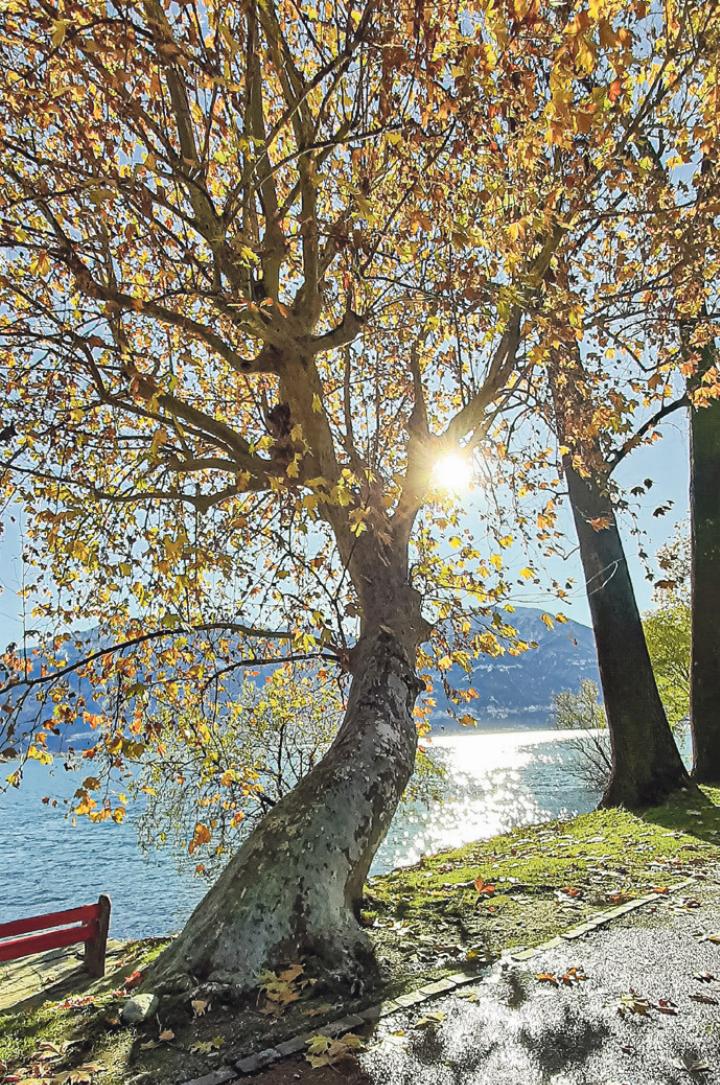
[51,18,69,47]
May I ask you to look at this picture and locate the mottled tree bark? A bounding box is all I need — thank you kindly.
[565,463,690,806]
[150,603,425,992]
[690,342,720,782]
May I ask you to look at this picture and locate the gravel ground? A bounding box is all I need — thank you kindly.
[245,872,720,1085]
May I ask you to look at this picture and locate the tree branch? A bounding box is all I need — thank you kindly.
[1,621,295,696]
[608,394,689,474]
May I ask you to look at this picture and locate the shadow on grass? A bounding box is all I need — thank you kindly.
[639,784,720,848]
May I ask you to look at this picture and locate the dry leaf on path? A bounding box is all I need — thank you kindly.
[305,1033,364,1068]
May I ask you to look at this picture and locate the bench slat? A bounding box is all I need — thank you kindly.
[0,903,99,940]
[0,922,97,963]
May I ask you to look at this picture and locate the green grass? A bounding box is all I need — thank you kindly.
[366,785,720,967]
[0,941,167,1085]
[1,787,719,1084]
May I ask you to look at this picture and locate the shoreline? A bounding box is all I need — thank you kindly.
[2,785,719,1085]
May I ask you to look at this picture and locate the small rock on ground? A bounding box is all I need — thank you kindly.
[121,992,159,1024]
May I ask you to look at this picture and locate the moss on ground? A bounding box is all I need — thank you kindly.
[1,786,719,1085]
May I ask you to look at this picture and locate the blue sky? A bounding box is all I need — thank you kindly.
[0,408,689,647]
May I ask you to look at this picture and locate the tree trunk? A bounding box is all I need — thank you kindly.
[690,343,720,782]
[149,622,423,993]
[565,463,690,807]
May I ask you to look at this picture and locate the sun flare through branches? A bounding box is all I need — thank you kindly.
[431,452,475,495]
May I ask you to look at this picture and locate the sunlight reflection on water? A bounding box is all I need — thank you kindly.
[377,728,600,872]
[0,728,603,938]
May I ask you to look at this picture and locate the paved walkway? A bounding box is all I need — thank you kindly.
[244,874,720,1085]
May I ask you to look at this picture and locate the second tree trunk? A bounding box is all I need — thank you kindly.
[565,463,690,807]
[690,342,720,782]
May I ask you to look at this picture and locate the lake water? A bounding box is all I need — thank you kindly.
[0,728,607,939]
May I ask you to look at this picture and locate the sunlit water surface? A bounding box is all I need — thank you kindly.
[0,728,621,938]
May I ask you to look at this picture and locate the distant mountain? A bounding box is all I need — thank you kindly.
[3,608,600,749]
[431,607,600,731]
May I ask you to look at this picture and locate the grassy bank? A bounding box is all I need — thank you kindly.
[2,785,719,1085]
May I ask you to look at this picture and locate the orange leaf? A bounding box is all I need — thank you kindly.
[188,821,212,855]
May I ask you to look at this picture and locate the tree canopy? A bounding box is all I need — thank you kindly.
[0,0,718,816]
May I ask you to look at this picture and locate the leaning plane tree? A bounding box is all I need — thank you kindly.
[0,0,714,990]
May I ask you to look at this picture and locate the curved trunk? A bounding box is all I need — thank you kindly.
[690,342,720,782]
[565,464,690,807]
[149,624,422,992]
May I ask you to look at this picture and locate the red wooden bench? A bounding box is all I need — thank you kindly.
[0,895,111,978]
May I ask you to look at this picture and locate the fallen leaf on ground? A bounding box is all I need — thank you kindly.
[189,1037,224,1055]
[535,972,559,986]
[191,999,210,1017]
[158,1029,175,1042]
[58,995,96,1011]
[258,965,304,1015]
[673,1053,709,1073]
[278,963,304,984]
[305,1033,364,1068]
[689,993,718,1005]
[414,1010,446,1028]
[561,967,588,985]
[618,990,651,1017]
